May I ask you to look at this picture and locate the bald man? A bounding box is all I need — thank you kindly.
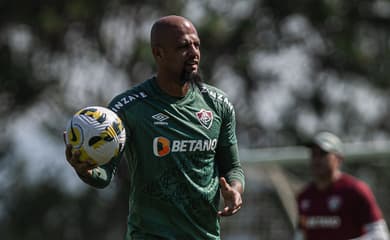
[65,15,245,240]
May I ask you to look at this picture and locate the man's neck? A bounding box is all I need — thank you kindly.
[315,170,342,190]
[155,75,190,97]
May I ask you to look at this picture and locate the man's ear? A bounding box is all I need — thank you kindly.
[337,154,344,165]
[152,47,163,60]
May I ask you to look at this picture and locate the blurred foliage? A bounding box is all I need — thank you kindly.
[2,0,390,143]
[2,0,390,239]
[0,181,127,240]
[0,154,130,239]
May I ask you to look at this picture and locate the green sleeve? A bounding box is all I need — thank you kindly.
[216,143,245,191]
[77,153,122,188]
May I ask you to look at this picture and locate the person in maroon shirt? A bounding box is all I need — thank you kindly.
[295,131,389,240]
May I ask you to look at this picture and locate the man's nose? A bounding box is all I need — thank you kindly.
[188,44,199,56]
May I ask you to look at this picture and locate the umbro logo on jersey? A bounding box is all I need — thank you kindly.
[152,113,169,125]
[196,109,213,129]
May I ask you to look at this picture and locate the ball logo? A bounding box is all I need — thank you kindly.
[153,137,170,157]
[68,122,83,148]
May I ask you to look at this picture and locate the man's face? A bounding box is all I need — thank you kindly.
[310,146,340,180]
[159,23,201,84]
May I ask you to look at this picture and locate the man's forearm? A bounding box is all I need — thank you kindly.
[76,167,111,188]
[230,179,244,195]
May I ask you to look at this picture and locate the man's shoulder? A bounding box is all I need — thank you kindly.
[338,173,366,188]
[108,78,152,113]
[198,83,234,111]
[338,173,373,195]
[297,182,317,199]
[199,83,228,96]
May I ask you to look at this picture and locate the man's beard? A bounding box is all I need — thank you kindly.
[180,69,203,88]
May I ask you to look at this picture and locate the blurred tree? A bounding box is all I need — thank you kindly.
[2,0,390,143]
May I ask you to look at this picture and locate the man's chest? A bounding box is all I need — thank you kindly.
[132,101,222,140]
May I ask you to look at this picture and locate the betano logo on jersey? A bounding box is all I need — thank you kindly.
[153,137,218,157]
[300,215,341,229]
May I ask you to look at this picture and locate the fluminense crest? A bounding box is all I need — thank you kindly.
[196,109,213,129]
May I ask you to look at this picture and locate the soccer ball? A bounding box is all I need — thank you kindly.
[65,106,126,165]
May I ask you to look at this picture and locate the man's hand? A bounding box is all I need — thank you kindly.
[218,177,243,216]
[64,132,97,178]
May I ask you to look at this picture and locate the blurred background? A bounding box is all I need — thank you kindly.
[1,0,390,239]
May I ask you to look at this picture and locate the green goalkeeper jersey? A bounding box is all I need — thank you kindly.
[91,77,244,240]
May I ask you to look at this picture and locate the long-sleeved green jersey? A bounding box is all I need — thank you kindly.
[88,77,244,239]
